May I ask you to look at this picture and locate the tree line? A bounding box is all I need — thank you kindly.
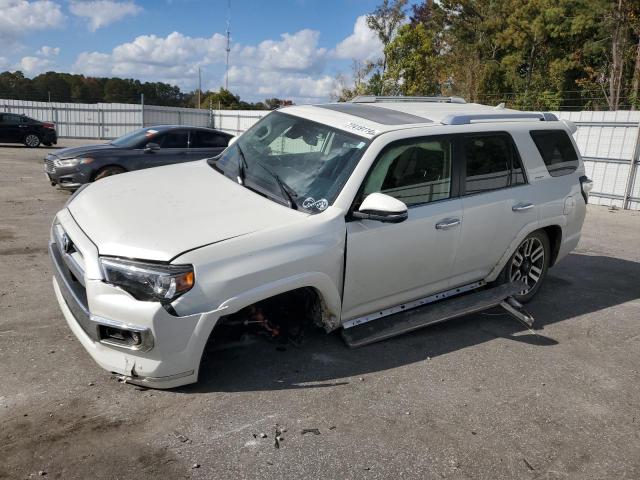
[335,0,640,110]
[0,71,287,110]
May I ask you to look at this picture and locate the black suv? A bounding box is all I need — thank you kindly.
[45,125,233,190]
[0,113,57,147]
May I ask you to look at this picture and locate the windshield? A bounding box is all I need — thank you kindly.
[110,128,161,148]
[214,111,369,212]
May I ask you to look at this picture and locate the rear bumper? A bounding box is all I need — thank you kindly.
[42,130,57,144]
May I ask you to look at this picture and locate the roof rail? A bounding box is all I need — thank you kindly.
[441,112,559,125]
[350,95,467,104]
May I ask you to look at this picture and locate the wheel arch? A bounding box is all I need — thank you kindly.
[91,164,127,181]
[207,272,342,332]
[487,220,565,282]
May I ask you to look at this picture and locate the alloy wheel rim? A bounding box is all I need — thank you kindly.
[26,135,39,146]
[509,237,544,295]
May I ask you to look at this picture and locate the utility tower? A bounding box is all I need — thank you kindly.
[225,0,231,90]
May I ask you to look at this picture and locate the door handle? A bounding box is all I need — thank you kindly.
[435,218,461,230]
[512,202,534,212]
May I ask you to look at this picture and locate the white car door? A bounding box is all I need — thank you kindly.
[342,135,463,322]
[450,132,538,285]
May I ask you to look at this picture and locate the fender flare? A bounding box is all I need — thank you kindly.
[486,217,566,282]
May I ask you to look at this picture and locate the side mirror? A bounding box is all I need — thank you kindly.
[352,193,408,223]
[144,142,160,153]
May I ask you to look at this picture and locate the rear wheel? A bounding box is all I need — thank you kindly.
[94,166,126,181]
[24,134,41,148]
[499,230,550,303]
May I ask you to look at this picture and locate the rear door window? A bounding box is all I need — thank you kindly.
[462,133,519,194]
[156,130,188,149]
[530,130,578,177]
[190,130,229,148]
[0,114,20,125]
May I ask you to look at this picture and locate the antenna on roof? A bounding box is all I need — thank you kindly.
[225,0,231,91]
[494,102,506,110]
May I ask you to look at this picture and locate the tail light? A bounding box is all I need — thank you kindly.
[579,175,593,203]
[43,122,55,129]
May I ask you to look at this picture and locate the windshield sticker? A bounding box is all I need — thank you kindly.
[344,122,377,137]
[356,141,366,149]
[302,197,329,211]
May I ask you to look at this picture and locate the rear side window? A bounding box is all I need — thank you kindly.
[157,131,188,148]
[0,114,20,125]
[530,130,578,177]
[462,133,524,194]
[190,131,229,148]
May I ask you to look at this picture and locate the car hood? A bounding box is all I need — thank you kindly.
[50,143,118,159]
[67,160,306,261]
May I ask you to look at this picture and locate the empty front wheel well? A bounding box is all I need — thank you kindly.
[542,225,562,266]
[205,286,332,345]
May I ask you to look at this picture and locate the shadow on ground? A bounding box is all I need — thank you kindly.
[186,252,640,393]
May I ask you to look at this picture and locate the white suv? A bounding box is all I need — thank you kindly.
[49,96,591,388]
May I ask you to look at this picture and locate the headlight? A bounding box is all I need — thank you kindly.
[54,157,94,167]
[100,257,194,302]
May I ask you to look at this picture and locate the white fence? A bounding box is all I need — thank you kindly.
[1,98,639,209]
[0,98,268,139]
[554,111,640,210]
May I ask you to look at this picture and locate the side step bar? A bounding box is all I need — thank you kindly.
[341,283,531,348]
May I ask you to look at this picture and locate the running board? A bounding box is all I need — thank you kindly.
[341,283,530,348]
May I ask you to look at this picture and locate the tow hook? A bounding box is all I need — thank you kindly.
[500,296,535,332]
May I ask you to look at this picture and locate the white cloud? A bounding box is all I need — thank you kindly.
[333,15,383,62]
[227,65,335,102]
[0,0,64,39]
[69,0,142,31]
[18,55,55,75]
[72,29,335,101]
[38,45,60,57]
[72,22,395,102]
[73,31,227,78]
[239,29,327,73]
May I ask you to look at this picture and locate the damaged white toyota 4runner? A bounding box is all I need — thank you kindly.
[49,96,591,388]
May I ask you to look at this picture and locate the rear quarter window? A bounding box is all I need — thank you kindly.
[530,130,578,177]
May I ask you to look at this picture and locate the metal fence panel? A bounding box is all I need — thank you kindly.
[554,111,640,209]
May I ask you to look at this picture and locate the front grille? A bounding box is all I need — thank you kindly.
[45,158,55,174]
[50,241,96,340]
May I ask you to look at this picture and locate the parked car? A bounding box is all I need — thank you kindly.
[49,96,591,388]
[0,112,57,147]
[44,125,234,189]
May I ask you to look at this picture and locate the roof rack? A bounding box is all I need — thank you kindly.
[350,95,467,104]
[441,112,558,125]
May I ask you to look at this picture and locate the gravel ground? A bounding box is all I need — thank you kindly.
[0,139,639,480]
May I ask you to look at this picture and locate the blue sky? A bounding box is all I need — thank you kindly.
[0,0,391,102]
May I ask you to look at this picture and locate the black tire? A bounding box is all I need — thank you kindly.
[24,134,41,148]
[94,166,126,181]
[498,230,550,303]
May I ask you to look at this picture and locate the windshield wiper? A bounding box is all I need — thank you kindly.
[235,143,249,185]
[253,161,298,210]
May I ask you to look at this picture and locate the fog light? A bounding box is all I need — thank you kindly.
[99,325,143,347]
